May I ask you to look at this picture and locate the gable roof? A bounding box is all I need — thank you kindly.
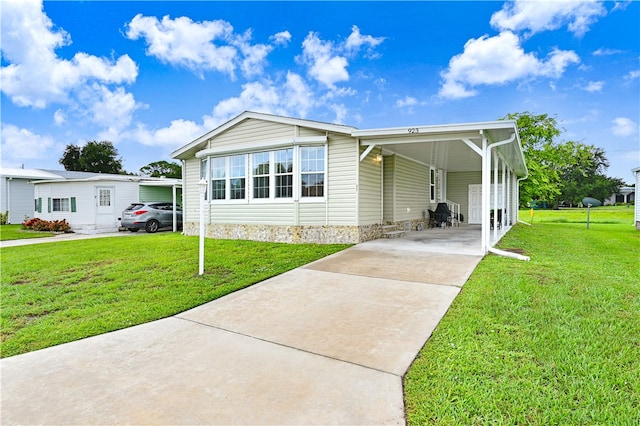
[171,111,356,160]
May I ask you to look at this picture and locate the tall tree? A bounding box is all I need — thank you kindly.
[503,112,563,205]
[139,160,182,178]
[59,141,124,174]
[504,112,621,206]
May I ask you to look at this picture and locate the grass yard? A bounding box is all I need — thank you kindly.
[404,220,640,425]
[0,224,55,241]
[0,233,350,358]
[521,205,635,225]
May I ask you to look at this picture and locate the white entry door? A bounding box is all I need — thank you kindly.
[95,186,115,227]
[468,184,504,224]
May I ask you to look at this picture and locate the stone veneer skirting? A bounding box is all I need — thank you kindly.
[183,222,393,244]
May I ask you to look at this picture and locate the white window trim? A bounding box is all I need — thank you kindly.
[205,144,327,205]
[52,197,70,212]
[429,166,436,203]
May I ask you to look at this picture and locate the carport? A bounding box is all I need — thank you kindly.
[353,121,528,255]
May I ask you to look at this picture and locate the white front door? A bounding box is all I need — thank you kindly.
[468,184,504,224]
[95,186,115,227]
[468,184,482,224]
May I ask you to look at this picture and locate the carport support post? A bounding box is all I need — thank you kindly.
[198,179,207,276]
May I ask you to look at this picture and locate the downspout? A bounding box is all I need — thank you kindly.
[6,177,12,224]
[181,159,187,234]
[485,132,523,258]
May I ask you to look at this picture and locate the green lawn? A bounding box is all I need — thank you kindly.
[0,234,350,357]
[521,205,635,225]
[0,224,55,241]
[404,221,640,425]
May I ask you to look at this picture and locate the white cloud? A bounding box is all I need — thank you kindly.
[0,0,138,109]
[53,110,66,125]
[583,81,604,92]
[611,117,638,137]
[396,96,418,108]
[344,25,385,57]
[130,119,206,148]
[234,30,273,78]
[83,84,141,141]
[270,31,292,46]
[300,32,349,88]
[126,14,237,78]
[299,26,384,89]
[125,14,285,80]
[439,31,579,99]
[0,123,56,162]
[625,70,640,81]
[592,48,624,56]
[490,0,607,37]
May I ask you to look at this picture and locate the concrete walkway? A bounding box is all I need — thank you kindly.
[1,229,483,425]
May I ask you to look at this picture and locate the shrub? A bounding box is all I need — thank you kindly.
[0,211,8,225]
[22,218,71,233]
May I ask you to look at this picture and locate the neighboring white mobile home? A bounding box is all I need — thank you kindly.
[32,174,181,233]
[0,168,63,224]
[172,111,527,254]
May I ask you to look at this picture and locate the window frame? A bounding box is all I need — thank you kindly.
[52,197,70,212]
[205,144,327,205]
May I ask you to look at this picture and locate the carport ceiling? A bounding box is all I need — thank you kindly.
[380,139,482,172]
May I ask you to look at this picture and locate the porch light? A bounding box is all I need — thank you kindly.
[375,154,383,162]
[198,179,207,275]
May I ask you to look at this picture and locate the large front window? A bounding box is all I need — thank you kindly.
[204,145,325,203]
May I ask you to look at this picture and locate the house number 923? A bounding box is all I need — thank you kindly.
[408,127,419,133]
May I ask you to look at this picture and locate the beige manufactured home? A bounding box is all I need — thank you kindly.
[171,111,527,254]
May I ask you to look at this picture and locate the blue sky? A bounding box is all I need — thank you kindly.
[1,0,638,182]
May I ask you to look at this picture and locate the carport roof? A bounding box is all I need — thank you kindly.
[352,120,527,177]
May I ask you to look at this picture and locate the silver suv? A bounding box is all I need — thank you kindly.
[120,202,182,233]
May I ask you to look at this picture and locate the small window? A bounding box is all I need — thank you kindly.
[274,149,293,198]
[99,189,111,207]
[52,198,70,212]
[430,167,436,203]
[252,152,270,199]
[301,146,325,198]
[211,157,226,200]
[229,155,246,200]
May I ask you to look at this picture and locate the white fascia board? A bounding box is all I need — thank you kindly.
[352,120,516,138]
[196,135,327,158]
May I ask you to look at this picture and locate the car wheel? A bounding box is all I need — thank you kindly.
[128,228,139,233]
[145,220,160,233]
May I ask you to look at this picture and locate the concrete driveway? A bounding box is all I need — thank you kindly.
[1,229,482,425]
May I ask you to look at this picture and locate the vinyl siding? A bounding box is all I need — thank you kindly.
[184,158,201,222]
[327,134,357,225]
[183,120,360,227]
[447,171,481,223]
[393,156,429,222]
[212,119,296,149]
[358,146,382,225]
[383,156,394,222]
[1,178,35,224]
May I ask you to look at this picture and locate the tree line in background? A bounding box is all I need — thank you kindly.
[59,141,182,178]
[59,113,627,208]
[503,112,625,208]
